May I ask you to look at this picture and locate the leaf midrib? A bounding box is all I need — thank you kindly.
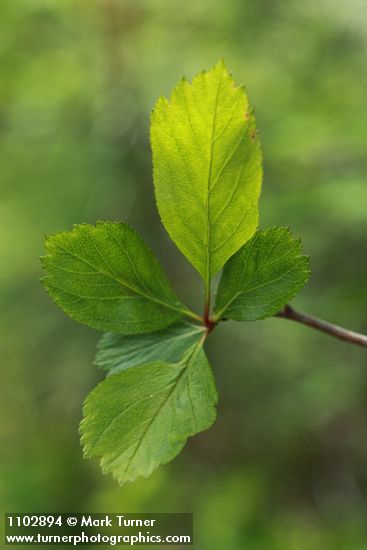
[120,340,204,483]
[205,72,223,284]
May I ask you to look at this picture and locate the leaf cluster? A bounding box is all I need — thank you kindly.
[41,60,309,485]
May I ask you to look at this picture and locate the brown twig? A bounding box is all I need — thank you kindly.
[275,305,367,347]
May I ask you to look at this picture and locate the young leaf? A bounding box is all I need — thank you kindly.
[95,321,205,376]
[151,59,262,286]
[41,221,189,334]
[214,227,310,321]
[80,342,218,485]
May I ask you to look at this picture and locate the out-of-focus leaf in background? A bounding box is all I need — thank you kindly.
[1,1,367,548]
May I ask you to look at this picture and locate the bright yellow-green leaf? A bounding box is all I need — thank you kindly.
[151,59,262,285]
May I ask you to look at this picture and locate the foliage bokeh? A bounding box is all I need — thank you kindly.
[1,1,367,548]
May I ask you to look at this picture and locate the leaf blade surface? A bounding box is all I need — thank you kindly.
[42,221,185,334]
[215,227,310,321]
[151,60,262,283]
[95,321,205,375]
[80,343,217,485]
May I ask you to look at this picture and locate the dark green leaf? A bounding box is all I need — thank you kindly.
[215,227,310,321]
[95,321,205,376]
[41,221,190,334]
[80,341,217,485]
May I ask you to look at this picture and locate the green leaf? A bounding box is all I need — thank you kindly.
[151,59,262,285]
[214,227,310,321]
[80,341,217,485]
[95,321,205,376]
[41,221,190,334]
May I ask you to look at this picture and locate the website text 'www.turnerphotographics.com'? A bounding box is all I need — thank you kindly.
[5,513,193,546]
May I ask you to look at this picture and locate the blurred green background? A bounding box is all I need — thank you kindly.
[1,1,367,548]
